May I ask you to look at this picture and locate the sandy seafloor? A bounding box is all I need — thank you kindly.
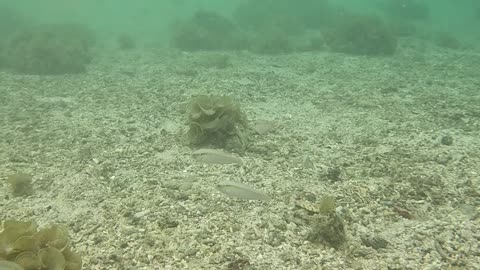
[1,39,480,270]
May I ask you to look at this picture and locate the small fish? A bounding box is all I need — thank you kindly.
[216,180,271,202]
[192,149,243,164]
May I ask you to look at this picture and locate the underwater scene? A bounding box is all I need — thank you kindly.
[0,0,479,269]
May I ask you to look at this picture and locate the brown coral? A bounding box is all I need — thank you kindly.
[0,220,82,270]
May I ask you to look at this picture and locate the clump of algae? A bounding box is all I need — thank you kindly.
[318,195,336,215]
[5,174,33,197]
[187,95,247,149]
[307,195,346,249]
[0,220,82,270]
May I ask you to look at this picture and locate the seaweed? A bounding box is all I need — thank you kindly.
[317,195,336,215]
[170,10,247,51]
[5,173,33,197]
[440,135,454,146]
[117,33,136,50]
[435,32,462,50]
[187,95,247,149]
[0,260,23,269]
[0,220,82,270]
[307,196,346,248]
[233,0,333,54]
[233,0,333,31]
[383,0,429,21]
[2,23,95,75]
[249,30,295,55]
[197,53,231,69]
[324,14,397,56]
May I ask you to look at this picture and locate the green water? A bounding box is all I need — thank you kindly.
[0,0,479,57]
[1,1,480,269]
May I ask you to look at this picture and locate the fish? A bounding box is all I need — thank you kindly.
[192,149,243,164]
[216,180,271,202]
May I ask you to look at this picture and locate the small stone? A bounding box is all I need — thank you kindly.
[134,210,150,219]
[93,235,105,244]
[361,234,389,250]
[440,135,453,146]
[326,167,342,181]
[304,192,316,202]
[267,230,285,247]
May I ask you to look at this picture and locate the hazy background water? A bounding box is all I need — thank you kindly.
[1,2,480,268]
[2,0,479,47]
